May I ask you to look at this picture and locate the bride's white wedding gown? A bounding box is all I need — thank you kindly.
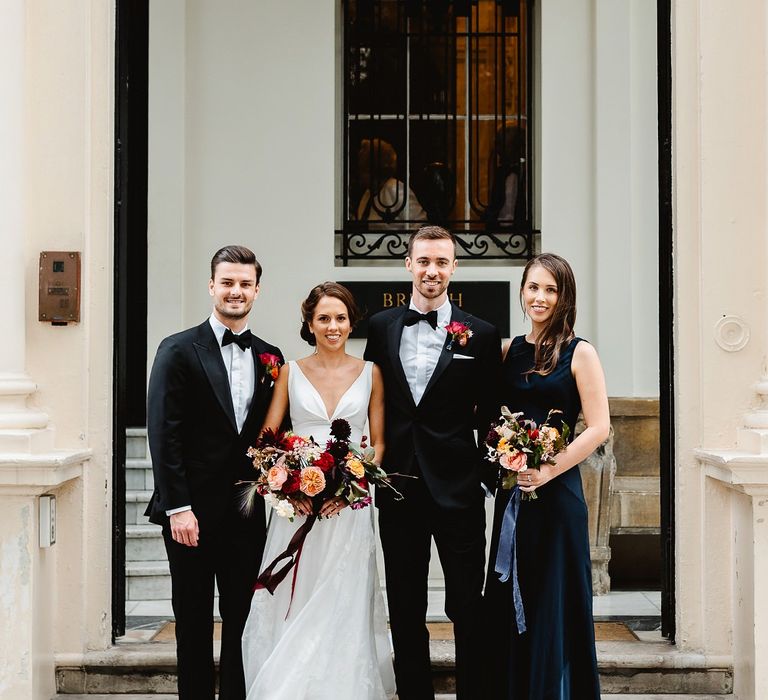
[242,361,396,699]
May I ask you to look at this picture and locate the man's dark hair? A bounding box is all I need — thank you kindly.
[406,225,457,258]
[210,245,262,283]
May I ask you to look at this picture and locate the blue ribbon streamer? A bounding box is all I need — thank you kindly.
[494,485,527,634]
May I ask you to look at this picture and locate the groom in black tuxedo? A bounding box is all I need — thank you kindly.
[146,245,283,700]
[364,226,501,699]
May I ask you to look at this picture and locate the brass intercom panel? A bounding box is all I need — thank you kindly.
[39,251,81,324]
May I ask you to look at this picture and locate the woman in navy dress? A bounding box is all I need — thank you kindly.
[484,253,610,699]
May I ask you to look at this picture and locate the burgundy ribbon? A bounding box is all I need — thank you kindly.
[254,514,317,597]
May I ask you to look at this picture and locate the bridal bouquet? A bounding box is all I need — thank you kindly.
[241,418,400,521]
[484,406,570,501]
[241,419,401,596]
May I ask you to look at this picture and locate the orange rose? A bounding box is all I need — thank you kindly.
[347,458,365,478]
[300,466,326,497]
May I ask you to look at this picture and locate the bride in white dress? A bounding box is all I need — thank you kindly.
[242,282,396,700]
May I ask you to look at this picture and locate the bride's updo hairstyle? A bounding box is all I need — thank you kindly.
[300,282,362,346]
[520,253,577,377]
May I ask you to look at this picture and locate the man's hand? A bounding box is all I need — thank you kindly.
[170,510,199,547]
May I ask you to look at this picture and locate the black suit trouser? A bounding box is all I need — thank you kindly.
[378,478,486,700]
[163,521,265,700]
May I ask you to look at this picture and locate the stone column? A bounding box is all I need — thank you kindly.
[692,2,768,697]
[0,4,88,698]
[0,0,49,450]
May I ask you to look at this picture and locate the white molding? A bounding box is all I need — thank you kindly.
[0,449,90,495]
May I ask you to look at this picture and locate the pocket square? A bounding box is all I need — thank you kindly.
[452,353,474,360]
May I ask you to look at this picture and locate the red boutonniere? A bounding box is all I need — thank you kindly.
[259,353,281,384]
[444,321,473,351]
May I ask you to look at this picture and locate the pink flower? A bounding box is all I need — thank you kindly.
[444,321,473,351]
[350,496,372,510]
[266,465,288,490]
[499,451,528,472]
[300,466,326,497]
[259,353,281,381]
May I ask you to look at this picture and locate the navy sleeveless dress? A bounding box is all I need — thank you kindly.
[483,336,600,700]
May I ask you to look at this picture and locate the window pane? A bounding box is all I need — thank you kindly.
[340,0,534,264]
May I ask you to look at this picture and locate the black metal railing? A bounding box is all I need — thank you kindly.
[338,0,534,264]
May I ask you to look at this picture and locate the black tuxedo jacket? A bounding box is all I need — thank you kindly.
[364,303,501,510]
[145,320,283,531]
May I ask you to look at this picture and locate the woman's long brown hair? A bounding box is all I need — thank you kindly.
[520,253,577,376]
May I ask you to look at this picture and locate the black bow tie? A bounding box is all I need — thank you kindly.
[404,308,439,330]
[222,328,252,351]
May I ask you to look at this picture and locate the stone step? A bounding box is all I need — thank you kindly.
[126,459,153,491]
[611,475,661,535]
[602,696,733,699]
[55,641,732,696]
[126,428,148,460]
[126,525,165,561]
[52,697,733,700]
[125,490,153,525]
[53,697,461,700]
[125,560,171,601]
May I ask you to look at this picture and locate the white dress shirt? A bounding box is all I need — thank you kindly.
[399,298,451,405]
[208,314,256,433]
[165,314,256,516]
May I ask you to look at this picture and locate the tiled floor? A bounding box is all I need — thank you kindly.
[593,590,661,617]
[125,589,661,630]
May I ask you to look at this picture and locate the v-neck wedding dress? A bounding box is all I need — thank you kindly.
[242,361,395,699]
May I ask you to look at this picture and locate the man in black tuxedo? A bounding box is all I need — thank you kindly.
[146,245,283,700]
[364,226,501,699]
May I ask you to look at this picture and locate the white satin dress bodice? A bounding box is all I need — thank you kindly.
[242,361,395,699]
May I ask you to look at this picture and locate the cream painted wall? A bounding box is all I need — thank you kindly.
[0,1,113,698]
[147,0,659,398]
[541,0,659,397]
[672,0,767,669]
[25,0,115,655]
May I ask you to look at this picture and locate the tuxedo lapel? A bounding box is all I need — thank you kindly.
[387,308,417,409]
[242,337,270,434]
[422,303,469,399]
[193,322,238,432]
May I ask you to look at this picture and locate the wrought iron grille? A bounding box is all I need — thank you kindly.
[338,0,535,264]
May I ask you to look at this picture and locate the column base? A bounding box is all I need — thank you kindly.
[698,449,768,699]
[0,427,55,453]
[0,372,49,432]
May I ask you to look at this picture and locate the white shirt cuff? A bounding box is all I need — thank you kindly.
[166,505,192,516]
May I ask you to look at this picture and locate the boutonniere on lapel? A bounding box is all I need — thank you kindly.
[444,321,473,351]
[259,353,281,385]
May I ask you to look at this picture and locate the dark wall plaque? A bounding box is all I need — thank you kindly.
[342,281,510,338]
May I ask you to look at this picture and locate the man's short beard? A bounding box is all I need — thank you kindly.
[216,303,251,320]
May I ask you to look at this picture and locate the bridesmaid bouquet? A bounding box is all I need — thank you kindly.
[241,418,401,521]
[484,406,570,500]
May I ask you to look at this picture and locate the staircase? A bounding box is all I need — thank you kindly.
[54,638,734,696]
[124,428,173,612]
[106,429,734,699]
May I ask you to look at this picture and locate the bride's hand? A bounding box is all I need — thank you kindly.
[289,494,314,516]
[319,496,347,517]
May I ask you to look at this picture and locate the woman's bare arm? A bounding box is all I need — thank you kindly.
[518,341,610,493]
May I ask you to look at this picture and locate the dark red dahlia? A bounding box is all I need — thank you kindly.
[328,438,349,461]
[330,419,352,441]
[485,428,500,448]
[257,428,285,449]
[314,451,335,473]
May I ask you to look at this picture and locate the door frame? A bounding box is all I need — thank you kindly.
[111,0,677,641]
